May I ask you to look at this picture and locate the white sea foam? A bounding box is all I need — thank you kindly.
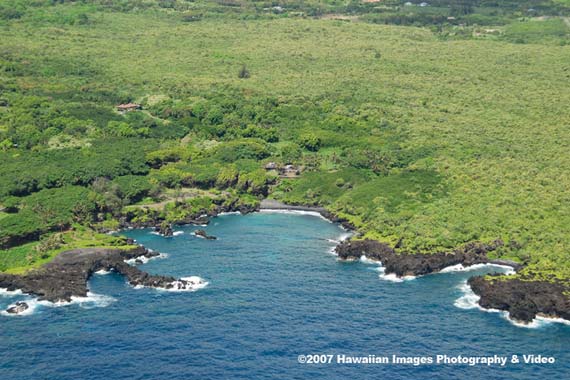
[373,265,416,282]
[532,316,570,327]
[66,293,116,309]
[218,211,241,216]
[326,233,353,256]
[150,230,181,238]
[1,292,115,317]
[454,281,484,310]
[359,255,381,265]
[134,276,208,292]
[259,209,331,222]
[379,273,417,282]
[1,301,37,316]
[440,263,515,275]
[124,253,168,265]
[162,276,209,292]
[454,281,570,329]
[94,269,111,275]
[0,288,23,297]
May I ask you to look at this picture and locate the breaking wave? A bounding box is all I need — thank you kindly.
[440,263,516,275]
[124,253,168,265]
[1,292,116,317]
[454,281,570,329]
[372,265,417,282]
[133,276,209,292]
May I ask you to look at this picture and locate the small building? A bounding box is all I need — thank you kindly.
[420,2,428,6]
[265,162,278,170]
[117,103,142,113]
[280,164,300,177]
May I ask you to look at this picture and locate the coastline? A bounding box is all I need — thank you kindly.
[259,199,327,213]
[259,199,356,231]
[335,238,570,326]
[2,199,569,327]
[251,200,570,327]
[0,245,207,314]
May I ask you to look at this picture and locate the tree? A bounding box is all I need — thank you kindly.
[238,65,250,79]
[299,133,321,152]
[0,138,13,151]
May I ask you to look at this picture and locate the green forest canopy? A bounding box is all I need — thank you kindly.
[0,0,569,283]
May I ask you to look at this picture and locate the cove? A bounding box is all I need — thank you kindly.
[1,212,569,379]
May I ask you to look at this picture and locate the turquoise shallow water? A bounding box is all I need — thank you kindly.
[1,212,569,379]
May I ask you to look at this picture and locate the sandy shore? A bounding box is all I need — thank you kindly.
[259,199,326,213]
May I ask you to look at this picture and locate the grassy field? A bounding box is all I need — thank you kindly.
[1,2,569,282]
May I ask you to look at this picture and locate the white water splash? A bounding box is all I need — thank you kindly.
[372,265,417,282]
[124,253,168,265]
[440,263,516,275]
[359,255,381,265]
[134,276,209,292]
[0,288,23,297]
[1,292,116,317]
[380,272,417,283]
[172,231,184,236]
[217,211,241,216]
[162,276,209,292]
[454,281,570,329]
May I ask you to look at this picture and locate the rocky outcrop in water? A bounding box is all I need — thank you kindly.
[335,238,570,324]
[155,223,173,237]
[335,239,510,277]
[194,230,217,240]
[0,246,203,304]
[468,275,570,324]
[6,301,29,314]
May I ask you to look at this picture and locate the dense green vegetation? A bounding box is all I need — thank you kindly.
[1,1,569,283]
[0,226,136,274]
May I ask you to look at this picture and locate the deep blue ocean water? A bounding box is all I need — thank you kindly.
[1,212,569,380]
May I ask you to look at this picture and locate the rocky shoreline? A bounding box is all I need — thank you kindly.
[468,275,570,324]
[335,238,570,325]
[335,238,516,276]
[3,198,568,325]
[0,244,206,313]
[119,199,260,236]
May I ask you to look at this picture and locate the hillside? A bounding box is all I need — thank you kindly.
[1,0,570,286]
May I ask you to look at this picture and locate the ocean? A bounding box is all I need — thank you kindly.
[1,212,568,379]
